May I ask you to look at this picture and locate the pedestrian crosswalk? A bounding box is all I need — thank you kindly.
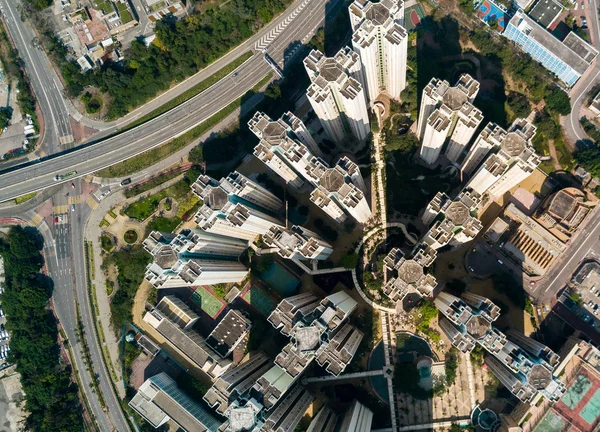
[86,195,99,210]
[53,205,69,214]
[67,195,82,205]
[29,213,43,226]
[254,0,313,51]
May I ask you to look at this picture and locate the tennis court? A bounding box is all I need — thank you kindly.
[580,388,600,425]
[404,4,425,32]
[562,374,592,409]
[189,286,225,318]
[242,284,278,317]
[477,0,506,31]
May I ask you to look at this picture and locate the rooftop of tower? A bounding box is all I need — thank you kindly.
[319,58,344,82]
[320,168,345,192]
[502,132,527,157]
[397,259,423,284]
[155,245,177,269]
[365,2,390,25]
[442,87,469,111]
[204,187,229,210]
[528,364,553,390]
[466,315,490,339]
[445,201,470,225]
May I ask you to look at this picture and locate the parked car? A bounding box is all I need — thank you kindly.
[582,16,588,27]
[581,1,585,9]
[120,178,132,186]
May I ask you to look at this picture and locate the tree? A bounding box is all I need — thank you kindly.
[340,252,359,269]
[545,87,571,115]
[507,92,531,119]
[0,107,12,129]
[385,132,419,153]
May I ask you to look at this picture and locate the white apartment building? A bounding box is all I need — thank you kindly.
[248,112,317,189]
[349,0,408,103]
[143,231,248,288]
[192,173,284,240]
[417,74,482,165]
[263,225,334,261]
[304,48,370,144]
[465,118,539,199]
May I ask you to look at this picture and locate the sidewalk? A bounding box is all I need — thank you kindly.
[84,191,130,398]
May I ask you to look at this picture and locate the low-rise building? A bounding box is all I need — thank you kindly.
[143,297,231,378]
[205,310,252,359]
[129,372,221,432]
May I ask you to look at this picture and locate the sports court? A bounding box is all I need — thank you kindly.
[477,0,506,31]
[189,286,226,319]
[404,3,425,32]
[240,283,278,318]
[551,366,600,431]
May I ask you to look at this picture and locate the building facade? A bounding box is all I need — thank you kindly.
[417,74,482,165]
[349,0,408,103]
[304,48,370,144]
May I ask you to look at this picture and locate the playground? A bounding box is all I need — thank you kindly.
[476,0,506,31]
[404,3,425,32]
[189,286,226,319]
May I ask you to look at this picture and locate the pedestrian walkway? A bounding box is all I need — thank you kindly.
[86,195,100,210]
[303,368,386,383]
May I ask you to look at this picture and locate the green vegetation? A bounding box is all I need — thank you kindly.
[101,234,114,252]
[340,252,359,269]
[103,245,151,330]
[415,301,440,343]
[123,51,253,130]
[470,345,485,367]
[445,348,459,386]
[32,0,291,118]
[575,118,600,181]
[212,284,227,299]
[506,91,531,121]
[99,219,110,228]
[108,209,118,219]
[123,179,190,220]
[146,216,180,233]
[123,230,138,244]
[85,96,103,114]
[0,226,83,430]
[491,273,530,310]
[544,87,571,115]
[0,106,12,129]
[14,192,36,204]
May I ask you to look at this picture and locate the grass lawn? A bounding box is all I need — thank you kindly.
[14,192,36,204]
[96,72,272,178]
[123,179,190,221]
[190,286,224,318]
[146,216,180,233]
[124,171,181,198]
[99,219,110,228]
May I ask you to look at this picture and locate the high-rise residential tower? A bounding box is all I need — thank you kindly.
[464,118,539,200]
[304,48,370,144]
[417,74,482,165]
[349,0,408,103]
[435,292,565,402]
[143,230,249,287]
[263,225,334,261]
[192,172,284,240]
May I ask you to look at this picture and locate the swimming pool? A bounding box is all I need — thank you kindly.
[258,262,300,296]
[369,341,389,403]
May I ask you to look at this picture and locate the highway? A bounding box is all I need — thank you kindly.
[0,0,73,151]
[0,0,336,202]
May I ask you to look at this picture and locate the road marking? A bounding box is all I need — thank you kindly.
[86,196,100,210]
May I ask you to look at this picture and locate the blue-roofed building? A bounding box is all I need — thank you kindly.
[503,11,598,86]
[129,372,221,431]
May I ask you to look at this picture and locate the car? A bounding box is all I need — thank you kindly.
[53,175,59,181]
[499,242,504,248]
[582,1,585,8]
[497,259,504,265]
[71,182,75,189]
[575,2,578,9]
[469,266,475,272]
[530,281,536,285]
[54,216,59,223]
[120,178,132,186]
[71,205,75,212]
[582,17,588,27]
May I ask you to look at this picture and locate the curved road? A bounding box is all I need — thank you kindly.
[0,0,336,202]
